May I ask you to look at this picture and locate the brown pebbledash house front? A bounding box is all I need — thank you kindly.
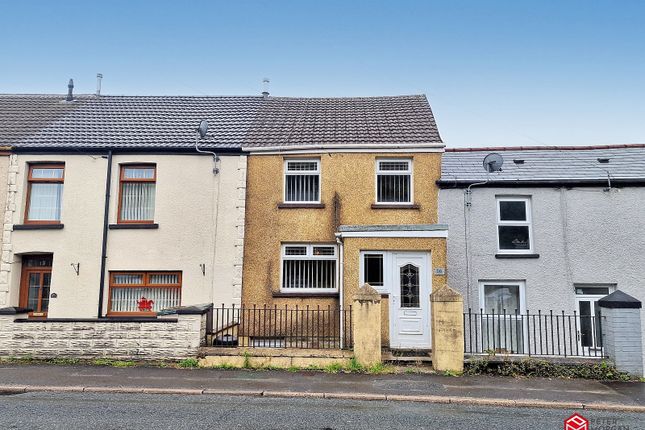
[241,95,448,349]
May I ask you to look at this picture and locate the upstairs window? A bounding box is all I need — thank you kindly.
[281,244,337,292]
[284,159,320,203]
[497,197,533,253]
[376,159,412,204]
[25,164,64,223]
[118,165,156,223]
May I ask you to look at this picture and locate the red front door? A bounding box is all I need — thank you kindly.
[19,255,53,317]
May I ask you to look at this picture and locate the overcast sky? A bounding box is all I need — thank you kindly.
[1,1,643,148]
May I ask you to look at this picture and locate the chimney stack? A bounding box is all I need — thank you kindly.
[66,79,74,101]
[96,73,103,96]
[262,78,270,98]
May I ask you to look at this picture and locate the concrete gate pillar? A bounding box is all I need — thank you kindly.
[352,284,382,366]
[430,285,464,373]
[598,290,643,377]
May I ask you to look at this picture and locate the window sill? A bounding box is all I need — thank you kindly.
[13,224,64,230]
[272,292,339,298]
[277,203,325,209]
[371,203,420,210]
[109,223,159,230]
[495,253,540,259]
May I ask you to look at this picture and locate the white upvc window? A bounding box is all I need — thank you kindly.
[359,251,389,294]
[283,159,320,203]
[496,196,533,254]
[375,159,413,204]
[281,244,337,292]
[478,280,527,353]
[479,281,526,314]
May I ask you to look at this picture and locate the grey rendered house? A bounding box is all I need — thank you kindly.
[438,144,645,372]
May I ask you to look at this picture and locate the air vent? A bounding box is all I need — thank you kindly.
[513,159,525,165]
[597,158,610,164]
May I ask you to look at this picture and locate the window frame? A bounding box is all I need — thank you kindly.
[478,280,526,315]
[359,251,390,294]
[374,158,413,205]
[280,243,338,293]
[283,158,321,204]
[24,163,65,225]
[117,164,157,224]
[107,270,182,316]
[496,196,533,254]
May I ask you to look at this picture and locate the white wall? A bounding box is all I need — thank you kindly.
[439,185,645,373]
[2,153,246,318]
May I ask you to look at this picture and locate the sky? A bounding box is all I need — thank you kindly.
[1,0,644,148]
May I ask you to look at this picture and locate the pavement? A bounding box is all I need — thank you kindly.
[1,392,643,430]
[0,364,643,413]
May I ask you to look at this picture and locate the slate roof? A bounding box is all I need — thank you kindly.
[438,145,645,186]
[0,95,262,150]
[245,95,442,149]
[0,94,442,151]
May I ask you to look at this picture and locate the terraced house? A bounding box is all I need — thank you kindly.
[0,88,255,319]
[241,95,448,350]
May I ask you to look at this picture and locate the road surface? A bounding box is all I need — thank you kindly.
[0,392,640,429]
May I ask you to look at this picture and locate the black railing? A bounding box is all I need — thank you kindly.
[464,309,606,358]
[208,304,353,350]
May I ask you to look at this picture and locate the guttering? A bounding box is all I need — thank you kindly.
[243,142,445,154]
[97,150,113,318]
[437,178,645,188]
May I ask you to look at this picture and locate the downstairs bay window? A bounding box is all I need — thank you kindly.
[281,244,337,292]
[108,271,181,315]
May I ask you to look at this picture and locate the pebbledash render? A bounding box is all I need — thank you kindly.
[241,95,448,350]
[438,145,645,374]
[0,93,253,319]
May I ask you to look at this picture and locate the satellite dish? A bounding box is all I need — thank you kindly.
[483,153,504,173]
[198,120,209,138]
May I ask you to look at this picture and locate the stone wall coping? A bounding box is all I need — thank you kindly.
[14,317,179,323]
[430,285,463,303]
[0,306,31,315]
[157,303,213,316]
[352,284,381,303]
[598,290,642,309]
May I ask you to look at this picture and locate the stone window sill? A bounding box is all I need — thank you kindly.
[13,224,64,230]
[371,204,420,210]
[272,292,339,298]
[277,203,326,209]
[495,253,540,259]
[109,223,159,230]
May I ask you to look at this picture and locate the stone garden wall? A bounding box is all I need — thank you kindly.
[0,305,209,360]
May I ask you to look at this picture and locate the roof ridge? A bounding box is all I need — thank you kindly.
[445,144,645,152]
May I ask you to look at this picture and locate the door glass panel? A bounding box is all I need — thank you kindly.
[579,301,593,347]
[41,272,51,312]
[400,264,419,308]
[27,273,41,310]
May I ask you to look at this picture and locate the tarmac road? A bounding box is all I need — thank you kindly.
[0,392,641,430]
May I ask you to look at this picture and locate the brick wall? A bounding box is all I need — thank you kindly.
[0,311,207,360]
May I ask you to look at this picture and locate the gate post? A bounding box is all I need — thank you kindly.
[598,290,643,376]
[352,284,382,366]
[430,285,464,373]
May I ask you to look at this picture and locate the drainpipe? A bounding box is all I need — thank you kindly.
[97,150,113,318]
[463,179,488,307]
[335,233,344,348]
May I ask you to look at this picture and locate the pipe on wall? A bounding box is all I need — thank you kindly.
[97,150,113,317]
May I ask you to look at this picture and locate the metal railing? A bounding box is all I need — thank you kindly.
[464,309,606,358]
[208,304,353,350]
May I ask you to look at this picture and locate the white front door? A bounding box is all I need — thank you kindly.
[574,286,612,355]
[389,252,431,349]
